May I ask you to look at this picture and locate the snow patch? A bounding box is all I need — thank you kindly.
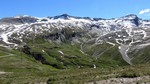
[58,50,64,55]
[106,42,115,46]
[42,50,45,52]
[118,46,121,49]
[93,64,96,69]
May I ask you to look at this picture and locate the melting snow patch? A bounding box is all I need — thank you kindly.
[58,50,64,55]
[106,42,115,46]
[42,50,45,52]
[80,50,87,55]
[108,37,112,39]
[123,36,126,38]
[80,50,85,54]
[118,46,121,49]
[93,64,96,68]
[118,35,121,37]
[1,33,13,44]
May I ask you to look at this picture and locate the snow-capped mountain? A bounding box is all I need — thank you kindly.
[0,14,150,47]
[1,14,150,65]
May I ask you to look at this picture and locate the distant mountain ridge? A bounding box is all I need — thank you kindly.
[0,14,149,47]
[0,14,143,23]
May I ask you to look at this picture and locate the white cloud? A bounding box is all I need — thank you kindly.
[139,9,150,15]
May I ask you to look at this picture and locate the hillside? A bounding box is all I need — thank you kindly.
[0,14,150,83]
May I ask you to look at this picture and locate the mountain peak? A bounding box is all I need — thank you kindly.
[52,14,71,20]
[61,13,70,17]
[0,15,38,24]
[121,14,138,19]
[117,14,139,26]
[125,14,137,17]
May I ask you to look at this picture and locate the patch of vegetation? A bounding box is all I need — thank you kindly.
[128,45,150,64]
[97,45,128,67]
[0,45,150,83]
[82,41,128,67]
[1,32,150,83]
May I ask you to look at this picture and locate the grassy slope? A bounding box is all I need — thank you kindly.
[0,46,57,83]
[128,45,150,64]
[82,41,128,68]
[47,64,150,83]
[0,45,149,83]
[0,36,149,83]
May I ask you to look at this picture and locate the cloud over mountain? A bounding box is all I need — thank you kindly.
[139,9,150,15]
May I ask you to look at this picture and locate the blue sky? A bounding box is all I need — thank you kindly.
[0,0,150,19]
